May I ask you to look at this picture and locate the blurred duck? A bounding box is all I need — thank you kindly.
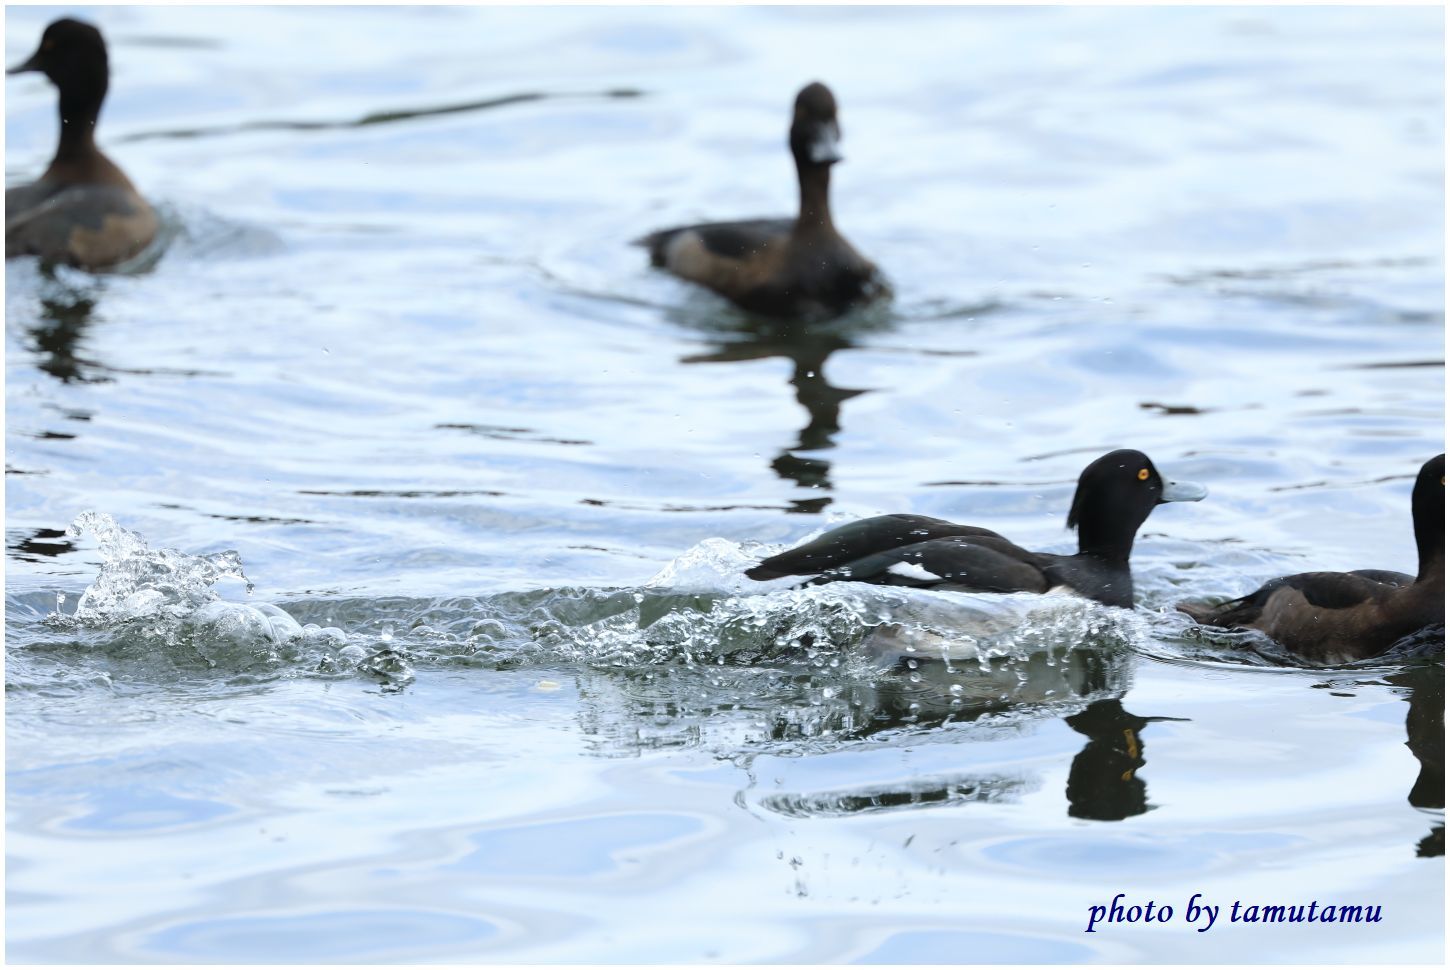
[1179,454,1444,663]
[637,82,888,321]
[747,449,1207,608]
[7,18,157,270]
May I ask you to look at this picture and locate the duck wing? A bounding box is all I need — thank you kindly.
[1179,571,1389,628]
[6,183,157,267]
[1181,570,1442,661]
[802,534,1050,594]
[5,180,63,222]
[635,218,793,266]
[1348,568,1415,587]
[6,188,80,261]
[746,514,1007,580]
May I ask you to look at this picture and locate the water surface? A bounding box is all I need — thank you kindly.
[5,5,1444,963]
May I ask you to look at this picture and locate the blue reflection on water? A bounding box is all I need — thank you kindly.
[857,928,1093,963]
[451,811,704,878]
[143,908,498,962]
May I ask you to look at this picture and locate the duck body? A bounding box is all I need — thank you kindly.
[747,450,1208,609]
[7,167,157,269]
[1179,454,1445,663]
[638,82,888,321]
[6,18,157,270]
[801,527,1136,607]
[1180,571,1442,664]
[640,214,886,321]
[1347,568,1415,586]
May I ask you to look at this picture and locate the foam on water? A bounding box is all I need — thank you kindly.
[17,520,1159,732]
[63,510,253,625]
[23,519,1434,713]
[26,512,411,689]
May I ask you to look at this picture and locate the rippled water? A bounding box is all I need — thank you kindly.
[5,5,1444,963]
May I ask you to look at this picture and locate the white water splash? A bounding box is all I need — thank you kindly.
[52,512,404,686]
[642,536,782,593]
[65,511,252,627]
[551,539,1147,672]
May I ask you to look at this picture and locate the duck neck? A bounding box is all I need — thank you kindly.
[1076,526,1134,564]
[794,164,835,237]
[52,89,103,164]
[1415,549,1443,586]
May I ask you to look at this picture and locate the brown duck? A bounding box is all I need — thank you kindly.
[637,82,888,321]
[7,18,157,270]
[1179,454,1445,663]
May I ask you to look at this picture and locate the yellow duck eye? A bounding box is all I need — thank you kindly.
[1137,468,1150,481]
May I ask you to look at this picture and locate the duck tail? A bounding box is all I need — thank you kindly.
[1177,591,1262,629]
[745,562,787,581]
[1176,599,1219,624]
[631,229,674,266]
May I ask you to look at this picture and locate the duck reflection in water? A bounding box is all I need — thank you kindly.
[823,640,1177,822]
[1386,661,1444,857]
[762,680,1172,820]
[1064,698,1184,822]
[681,318,873,514]
[27,291,105,383]
[573,611,1176,822]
